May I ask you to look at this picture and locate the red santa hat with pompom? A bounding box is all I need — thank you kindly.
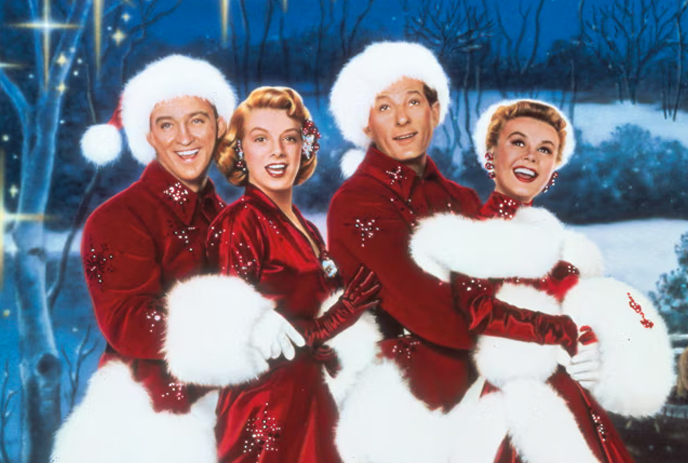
[472,99,576,171]
[81,54,237,166]
[329,41,450,178]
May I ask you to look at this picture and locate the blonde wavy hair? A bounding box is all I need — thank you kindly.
[215,86,317,186]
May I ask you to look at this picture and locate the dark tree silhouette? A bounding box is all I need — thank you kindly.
[583,0,674,103]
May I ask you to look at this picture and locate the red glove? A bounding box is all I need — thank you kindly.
[451,272,579,356]
[303,265,381,346]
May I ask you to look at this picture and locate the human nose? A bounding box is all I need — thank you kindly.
[396,107,410,126]
[523,146,537,162]
[273,138,287,157]
[176,123,194,145]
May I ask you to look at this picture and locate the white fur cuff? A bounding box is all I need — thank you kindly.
[51,361,218,463]
[562,278,674,417]
[164,275,274,386]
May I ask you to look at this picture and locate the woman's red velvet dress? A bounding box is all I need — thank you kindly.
[207,184,341,463]
[476,192,635,463]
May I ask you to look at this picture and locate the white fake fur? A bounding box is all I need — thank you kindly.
[51,361,217,463]
[330,41,450,148]
[323,311,382,406]
[122,55,237,164]
[164,274,274,386]
[472,99,576,170]
[502,380,600,463]
[335,360,451,463]
[339,148,366,179]
[475,284,561,388]
[324,308,506,463]
[80,124,122,166]
[562,278,674,416]
[324,306,457,462]
[411,207,564,281]
[561,230,605,278]
[446,384,508,463]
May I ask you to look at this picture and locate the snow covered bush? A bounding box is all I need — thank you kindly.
[651,231,688,332]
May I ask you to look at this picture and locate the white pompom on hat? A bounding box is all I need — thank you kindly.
[339,149,366,179]
[329,41,450,150]
[473,99,576,171]
[80,54,237,166]
[80,103,123,166]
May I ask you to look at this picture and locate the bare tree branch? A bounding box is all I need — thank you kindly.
[0,359,18,463]
[583,0,674,102]
[61,326,98,412]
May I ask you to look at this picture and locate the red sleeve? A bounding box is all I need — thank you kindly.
[207,206,265,285]
[327,187,473,350]
[82,205,166,360]
[451,273,578,351]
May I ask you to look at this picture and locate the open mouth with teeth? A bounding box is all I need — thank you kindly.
[265,163,288,178]
[513,166,538,182]
[393,132,417,141]
[176,148,200,159]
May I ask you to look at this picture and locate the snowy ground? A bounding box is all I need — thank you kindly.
[575,102,688,146]
[569,219,688,294]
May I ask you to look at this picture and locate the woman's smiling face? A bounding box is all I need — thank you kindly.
[243,108,303,196]
[492,116,560,203]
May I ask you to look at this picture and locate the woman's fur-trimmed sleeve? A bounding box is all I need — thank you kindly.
[410,208,564,281]
[562,278,674,416]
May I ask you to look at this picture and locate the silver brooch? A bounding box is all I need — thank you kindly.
[321,257,338,278]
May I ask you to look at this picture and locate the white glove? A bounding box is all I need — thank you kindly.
[565,342,601,390]
[251,310,305,361]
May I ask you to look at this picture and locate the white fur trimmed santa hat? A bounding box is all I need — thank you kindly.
[473,99,576,171]
[80,54,237,166]
[330,41,450,177]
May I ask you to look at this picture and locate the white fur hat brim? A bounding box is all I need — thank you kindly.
[122,54,237,165]
[330,41,450,149]
[473,99,575,170]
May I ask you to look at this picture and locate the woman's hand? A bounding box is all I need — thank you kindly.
[251,310,305,361]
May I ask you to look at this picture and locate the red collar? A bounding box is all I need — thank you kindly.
[481,191,531,220]
[356,145,442,201]
[139,160,222,225]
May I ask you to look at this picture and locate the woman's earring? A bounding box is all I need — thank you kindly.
[484,153,496,179]
[235,139,247,172]
[301,119,321,160]
[543,172,559,193]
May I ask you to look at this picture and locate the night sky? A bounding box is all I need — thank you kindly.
[147,0,593,53]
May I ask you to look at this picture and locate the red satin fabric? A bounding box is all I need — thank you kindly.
[328,146,483,411]
[479,192,635,463]
[207,184,341,463]
[451,272,579,355]
[83,160,224,412]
